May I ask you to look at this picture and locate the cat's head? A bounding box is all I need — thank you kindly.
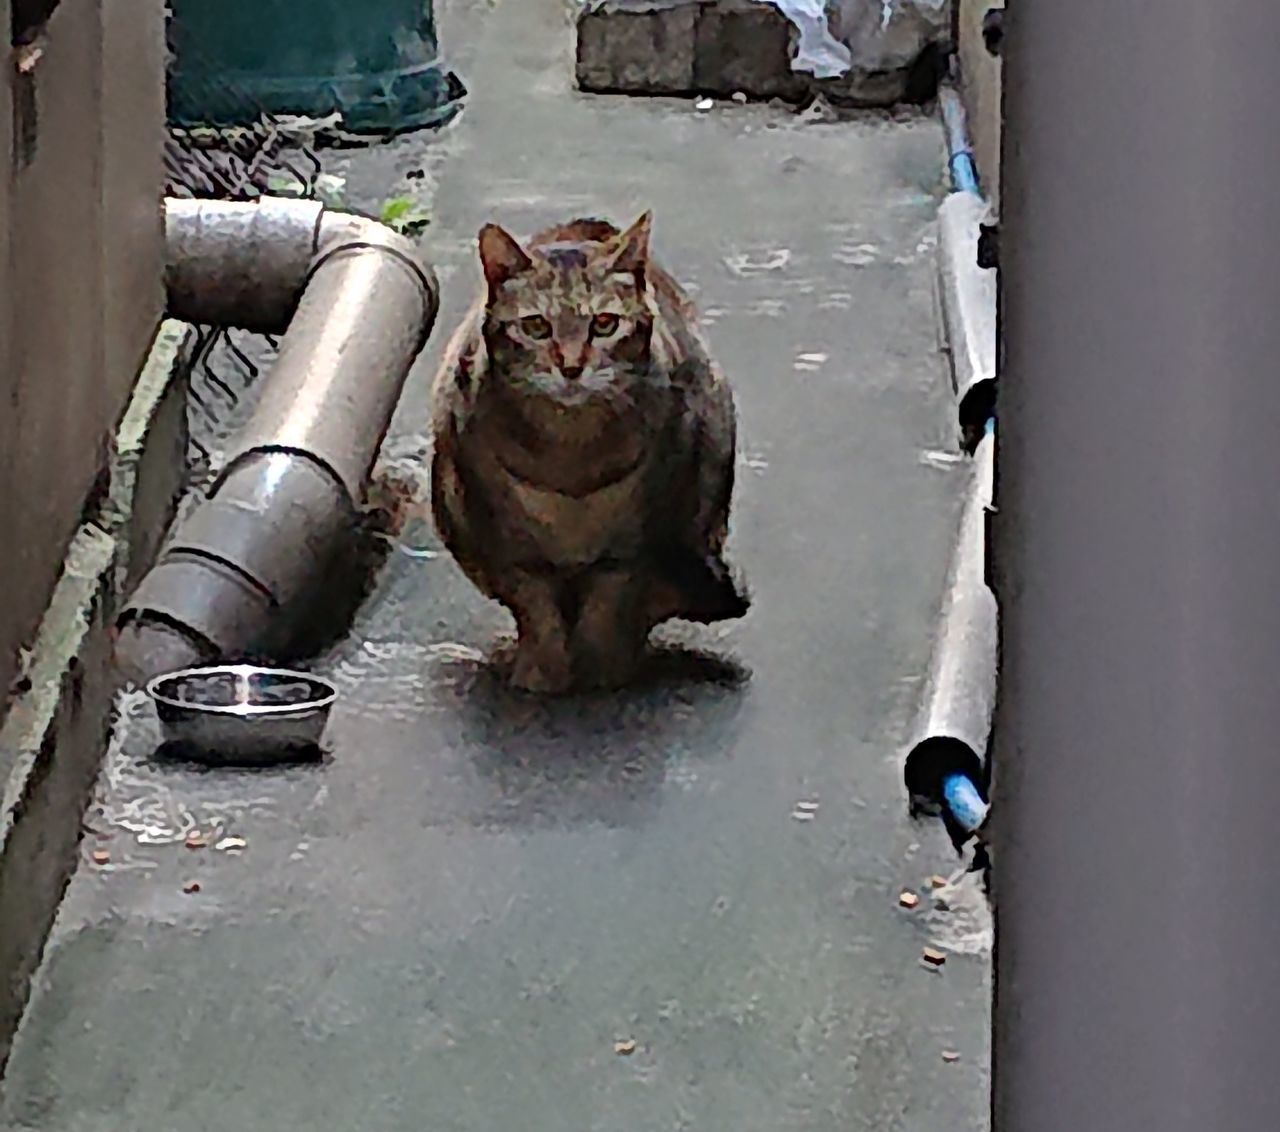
[477,212,657,406]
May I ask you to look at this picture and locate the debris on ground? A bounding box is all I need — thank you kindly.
[898,890,920,910]
[185,831,208,850]
[794,352,829,372]
[942,1049,960,1063]
[613,1039,637,1056]
[91,849,110,866]
[724,248,791,277]
[928,874,948,890]
[215,836,247,853]
[796,95,839,125]
[922,946,947,968]
[183,881,201,895]
[695,97,714,111]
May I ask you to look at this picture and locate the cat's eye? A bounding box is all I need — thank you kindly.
[519,315,553,340]
[590,313,621,338]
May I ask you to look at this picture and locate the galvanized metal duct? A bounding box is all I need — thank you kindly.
[115,197,439,684]
[904,65,999,845]
[936,189,997,451]
[902,425,995,845]
[936,68,997,453]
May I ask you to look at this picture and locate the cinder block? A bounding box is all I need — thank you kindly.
[0,319,192,1073]
[106,320,193,598]
[575,0,699,95]
[692,0,807,100]
[574,0,932,106]
[0,522,117,1074]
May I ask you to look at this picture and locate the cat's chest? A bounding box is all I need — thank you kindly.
[505,465,650,567]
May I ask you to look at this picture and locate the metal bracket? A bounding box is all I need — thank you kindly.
[983,503,999,595]
[12,66,38,172]
[982,8,1004,57]
[977,220,1000,271]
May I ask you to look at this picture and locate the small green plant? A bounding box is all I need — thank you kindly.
[265,173,307,197]
[379,194,431,237]
[261,177,428,236]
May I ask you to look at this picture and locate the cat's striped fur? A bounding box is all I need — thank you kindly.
[429,212,748,693]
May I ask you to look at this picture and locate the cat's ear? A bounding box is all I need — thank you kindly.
[604,211,652,274]
[478,224,533,291]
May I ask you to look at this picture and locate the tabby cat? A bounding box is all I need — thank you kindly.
[429,211,748,694]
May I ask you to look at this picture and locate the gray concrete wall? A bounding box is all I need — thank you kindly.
[0,1,14,717]
[957,0,1002,209]
[0,322,193,1075]
[101,0,168,419]
[0,0,166,715]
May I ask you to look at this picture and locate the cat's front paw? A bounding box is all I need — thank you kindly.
[572,644,643,692]
[508,645,574,696]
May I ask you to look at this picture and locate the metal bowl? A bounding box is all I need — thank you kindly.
[146,664,337,765]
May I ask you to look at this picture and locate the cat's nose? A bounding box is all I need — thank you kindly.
[561,365,584,381]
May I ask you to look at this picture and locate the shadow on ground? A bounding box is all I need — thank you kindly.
[416,636,752,832]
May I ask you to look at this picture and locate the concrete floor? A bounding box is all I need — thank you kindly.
[0,2,991,1128]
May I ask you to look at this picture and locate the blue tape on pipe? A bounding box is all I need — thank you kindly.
[942,773,990,833]
[949,153,980,196]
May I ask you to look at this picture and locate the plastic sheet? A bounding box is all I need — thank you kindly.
[769,0,950,78]
[764,0,851,78]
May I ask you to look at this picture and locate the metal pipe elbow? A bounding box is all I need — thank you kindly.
[122,199,443,683]
[312,211,441,350]
[163,197,326,335]
[213,208,440,505]
[162,198,440,347]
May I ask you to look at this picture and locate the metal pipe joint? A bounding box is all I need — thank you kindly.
[117,197,440,684]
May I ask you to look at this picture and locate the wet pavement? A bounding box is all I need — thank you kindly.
[0,1,991,1128]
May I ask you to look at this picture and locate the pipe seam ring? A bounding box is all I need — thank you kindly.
[210,445,360,512]
[116,609,223,658]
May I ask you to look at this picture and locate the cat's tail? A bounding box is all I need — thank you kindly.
[651,549,751,625]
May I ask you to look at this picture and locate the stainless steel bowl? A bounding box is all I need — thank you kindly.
[146,664,337,765]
